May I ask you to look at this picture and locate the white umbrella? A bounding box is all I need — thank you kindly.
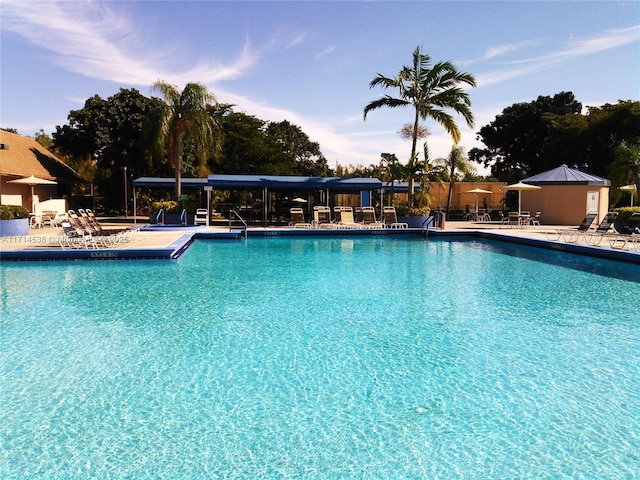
[292,197,307,203]
[465,187,492,211]
[8,175,57,212]
[619,184,637,206]
[506,182,541,215]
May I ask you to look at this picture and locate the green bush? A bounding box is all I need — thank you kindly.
[612,206,640,221]
[0,205,30,220]
[395,205,431,217]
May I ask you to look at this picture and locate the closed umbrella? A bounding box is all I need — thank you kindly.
[465,187,492,212]
[619,184,637,206]
[506,182,541,215]
[7,175,57,212]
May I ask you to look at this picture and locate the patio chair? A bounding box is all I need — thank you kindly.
[360,206,384,229]
[383,206,408,228]
[584,212,619,246]
[608,213,640,250]
[528,212,542,226]
[545,213,597,242]
[194,208,209,226]
[289,208,311,229]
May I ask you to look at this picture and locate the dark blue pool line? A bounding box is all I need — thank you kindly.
[426,229,640,265]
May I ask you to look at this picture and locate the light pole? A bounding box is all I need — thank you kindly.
[122,166,128,218]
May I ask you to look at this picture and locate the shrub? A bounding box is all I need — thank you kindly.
[0,205,30,220]
[612,206,640,222]
[395,205,431,217]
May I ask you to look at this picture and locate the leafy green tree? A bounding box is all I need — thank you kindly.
[436,145,475,215]
[151,81,220,197]
[265,121,329,176]
[610,138,640,205]
[53,88,163,210]
[363,46,476,205]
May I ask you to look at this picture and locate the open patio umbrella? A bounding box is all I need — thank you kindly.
[506,181,541,214]
[619,184,637,206]
[465,187,493,211]
[7,175,57,212]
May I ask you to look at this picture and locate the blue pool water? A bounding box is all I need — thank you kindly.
[1,237,639,478]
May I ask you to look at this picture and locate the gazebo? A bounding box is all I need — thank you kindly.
[521,164,611,225]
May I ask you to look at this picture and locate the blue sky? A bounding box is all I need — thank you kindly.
[1,1,639,172]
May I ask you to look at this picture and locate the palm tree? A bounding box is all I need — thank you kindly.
[363,46,476,206]
[152,81,219,197]
[436,144,476,215]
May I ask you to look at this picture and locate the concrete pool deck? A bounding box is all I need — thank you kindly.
[1,219,639,264]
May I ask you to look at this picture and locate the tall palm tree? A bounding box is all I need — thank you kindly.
[363,46,476,205]
[152,80,219,197]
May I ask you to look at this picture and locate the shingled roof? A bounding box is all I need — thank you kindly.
[0,130,85,184]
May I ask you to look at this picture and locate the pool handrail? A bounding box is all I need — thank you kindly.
[229,209,248,239]
[156,208,165,225]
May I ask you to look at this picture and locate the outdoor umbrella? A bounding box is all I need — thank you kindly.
[7,175,57,213]
[464,187,492,211]
[506,181,541,215]
[619,184,637,206]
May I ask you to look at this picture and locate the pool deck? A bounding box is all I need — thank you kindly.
[1,219,639,264]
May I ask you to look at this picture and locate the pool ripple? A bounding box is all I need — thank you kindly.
[1,238,638,478]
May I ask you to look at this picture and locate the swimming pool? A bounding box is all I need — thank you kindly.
[1,237,638,478]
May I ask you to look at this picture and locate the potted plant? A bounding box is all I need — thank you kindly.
[395,205,432,228]
[0,205,30,237]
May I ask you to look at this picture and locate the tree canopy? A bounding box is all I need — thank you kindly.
[470,92,640,185]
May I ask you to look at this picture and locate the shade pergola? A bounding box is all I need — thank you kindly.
[132,175,383,225]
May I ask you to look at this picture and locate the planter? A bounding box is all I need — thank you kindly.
[153,213,195,225]
[398,215,431,228]
[0,218,30,237]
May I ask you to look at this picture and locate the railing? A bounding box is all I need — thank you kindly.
[155,208,165,225]
[229,209,248,239]
[421,211,445,237]
[180,208,187,225]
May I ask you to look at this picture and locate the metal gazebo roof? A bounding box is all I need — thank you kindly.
[522,164,610,186]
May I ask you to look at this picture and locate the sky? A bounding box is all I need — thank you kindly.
[1,1,639,173]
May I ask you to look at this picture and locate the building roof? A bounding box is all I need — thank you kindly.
[0,130,85,184]
[206,174,382,190]
[132,177,209,189]
[523,164,611,186]
[133,175,383,191]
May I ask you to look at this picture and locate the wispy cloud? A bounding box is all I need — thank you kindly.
[482,40,542,61]
[1,0,258,87]
[284,34,306,50]
[476,25,640,87]
[315,45,335,60]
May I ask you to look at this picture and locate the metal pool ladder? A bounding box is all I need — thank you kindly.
[229,210,248,239]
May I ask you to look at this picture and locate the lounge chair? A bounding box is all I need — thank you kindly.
[337,207,360,229]
[546,213,597,242]
[77,209,138,246]
[608,213,640,250]
[312,206,335,229]
[289,208,311,229]
[360,206,384,229]
[59,218,97,249]
[383,206,408,228]
[584,212,619,246]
